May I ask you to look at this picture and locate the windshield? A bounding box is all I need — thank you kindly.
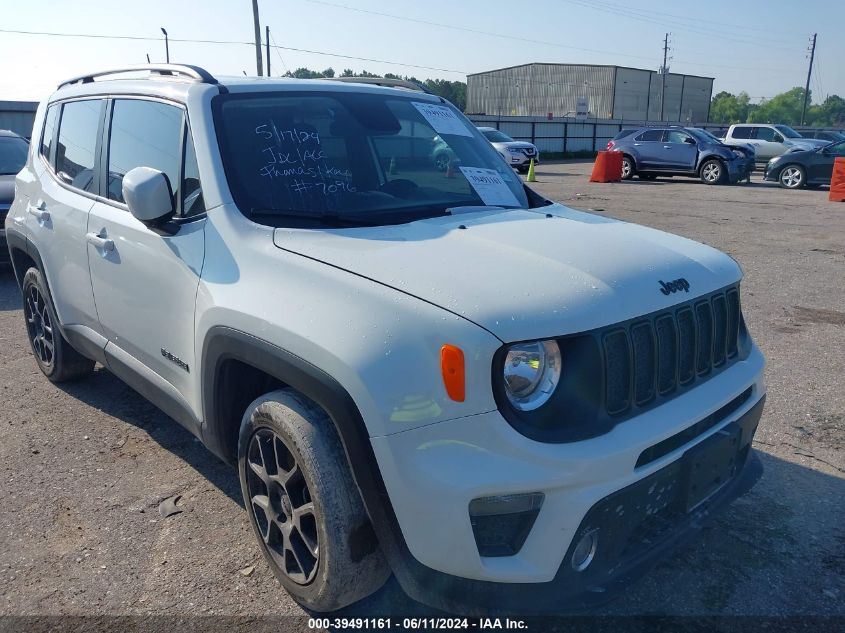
[212,92,528,227]
[481,129,514,143]
[775,125,802,139]
[0,136,29,176]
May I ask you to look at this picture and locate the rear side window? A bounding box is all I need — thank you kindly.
[107,99,183,205]
[730,127,753,139]
[40,105,59,164]
[635,129,663,142]
[56,100,103,193]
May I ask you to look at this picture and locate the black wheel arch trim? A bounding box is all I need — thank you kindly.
[199,326,433,600]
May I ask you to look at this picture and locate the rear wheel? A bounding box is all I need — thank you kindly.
[22,268,94,382]
[238,389,390,612]
[700,159,726,185]
[621,155,635,180]
[779,165,806,189]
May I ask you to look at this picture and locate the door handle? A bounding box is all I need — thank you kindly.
[86,231,115,253]
[27,201,50,222]
[663,145,672,149]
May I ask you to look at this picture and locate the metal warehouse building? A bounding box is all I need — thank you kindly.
[467,63,714,122]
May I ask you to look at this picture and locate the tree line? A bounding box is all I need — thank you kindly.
[710,88,845,127]
[281,67,467,111]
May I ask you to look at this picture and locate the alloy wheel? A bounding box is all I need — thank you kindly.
[246,428,319,585]
[702,162,721,183]
[24,284,54,368]
[622,158,632,178]
[780,167,803,188]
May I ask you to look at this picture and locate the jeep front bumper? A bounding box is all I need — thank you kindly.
[367,345,765,613]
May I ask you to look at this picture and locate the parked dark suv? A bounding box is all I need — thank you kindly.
[611,126,755,185]
[0,130,30,263]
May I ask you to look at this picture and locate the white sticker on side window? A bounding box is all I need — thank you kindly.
[459,167,521,207]
[412,102,473,137]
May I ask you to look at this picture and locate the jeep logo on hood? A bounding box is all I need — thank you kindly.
[659,278,690,295]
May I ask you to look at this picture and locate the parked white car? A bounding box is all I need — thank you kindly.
[6,65,766,614]
[477,126,540,173]
[721,123,827,161]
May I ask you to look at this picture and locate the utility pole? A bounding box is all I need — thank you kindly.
[161,28,169,63]
[801,33,817,126]
[659,33,670,122]
[266,25,271,76]
[252,0,263,76]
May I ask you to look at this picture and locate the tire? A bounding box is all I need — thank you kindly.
[778,165,806,189]
[238,389,390,612]
[621,155,635,180]
[516,165,529,174]
[21,267,95,383]
[700,159,726,185]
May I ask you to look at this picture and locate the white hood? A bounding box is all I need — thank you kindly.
[273,204,741,342]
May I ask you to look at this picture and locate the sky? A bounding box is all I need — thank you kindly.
[0,0,842,104]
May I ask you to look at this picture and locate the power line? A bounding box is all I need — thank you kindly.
[267,30,290,75]
[301,0,659,63]
[301,0,802,75]
[0,27,466,75]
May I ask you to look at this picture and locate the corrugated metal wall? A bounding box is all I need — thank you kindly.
[468,65,712,122]
[0,101,38,138]
[467,64,615,118]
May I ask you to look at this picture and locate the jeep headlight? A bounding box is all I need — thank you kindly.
[502,340,562,411]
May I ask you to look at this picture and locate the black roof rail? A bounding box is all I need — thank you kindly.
[321,76,433,95]
[58,64,218,89]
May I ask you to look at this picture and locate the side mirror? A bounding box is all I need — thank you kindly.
[122,166,174,226]
[684,137,696,145]
[773,134,784,143]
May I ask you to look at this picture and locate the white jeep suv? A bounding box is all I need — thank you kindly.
[5,64,766,613]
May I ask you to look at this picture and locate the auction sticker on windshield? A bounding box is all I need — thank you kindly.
[412,102,473,137]
[459,167,521,207]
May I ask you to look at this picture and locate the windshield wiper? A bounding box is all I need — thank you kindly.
[249,209,381,227]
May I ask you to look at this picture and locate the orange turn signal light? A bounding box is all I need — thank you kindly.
[440,344,465,402]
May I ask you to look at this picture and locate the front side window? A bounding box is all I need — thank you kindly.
[107,99,183,205]
[0,136,29,176]
[212,92,529,227]
[481,129,514,143]
[666,130,691,144]
[56,99,103,193]
[635,129,663,142]
[40,105,59,164]
[755,127,778,142]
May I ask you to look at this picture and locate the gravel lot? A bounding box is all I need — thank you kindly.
[1,161,843,627]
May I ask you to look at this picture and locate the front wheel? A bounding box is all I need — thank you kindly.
[621,155,635,180]
[700,159,726,185]
[238,389,390,612]
[778,165,806,189]
[22,268,94,382]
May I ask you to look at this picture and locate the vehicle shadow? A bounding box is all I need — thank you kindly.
[0,267,23,312]
[56,366,244,509]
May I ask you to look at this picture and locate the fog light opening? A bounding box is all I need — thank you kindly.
[571,529,598,572]
[468,492,544,557]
